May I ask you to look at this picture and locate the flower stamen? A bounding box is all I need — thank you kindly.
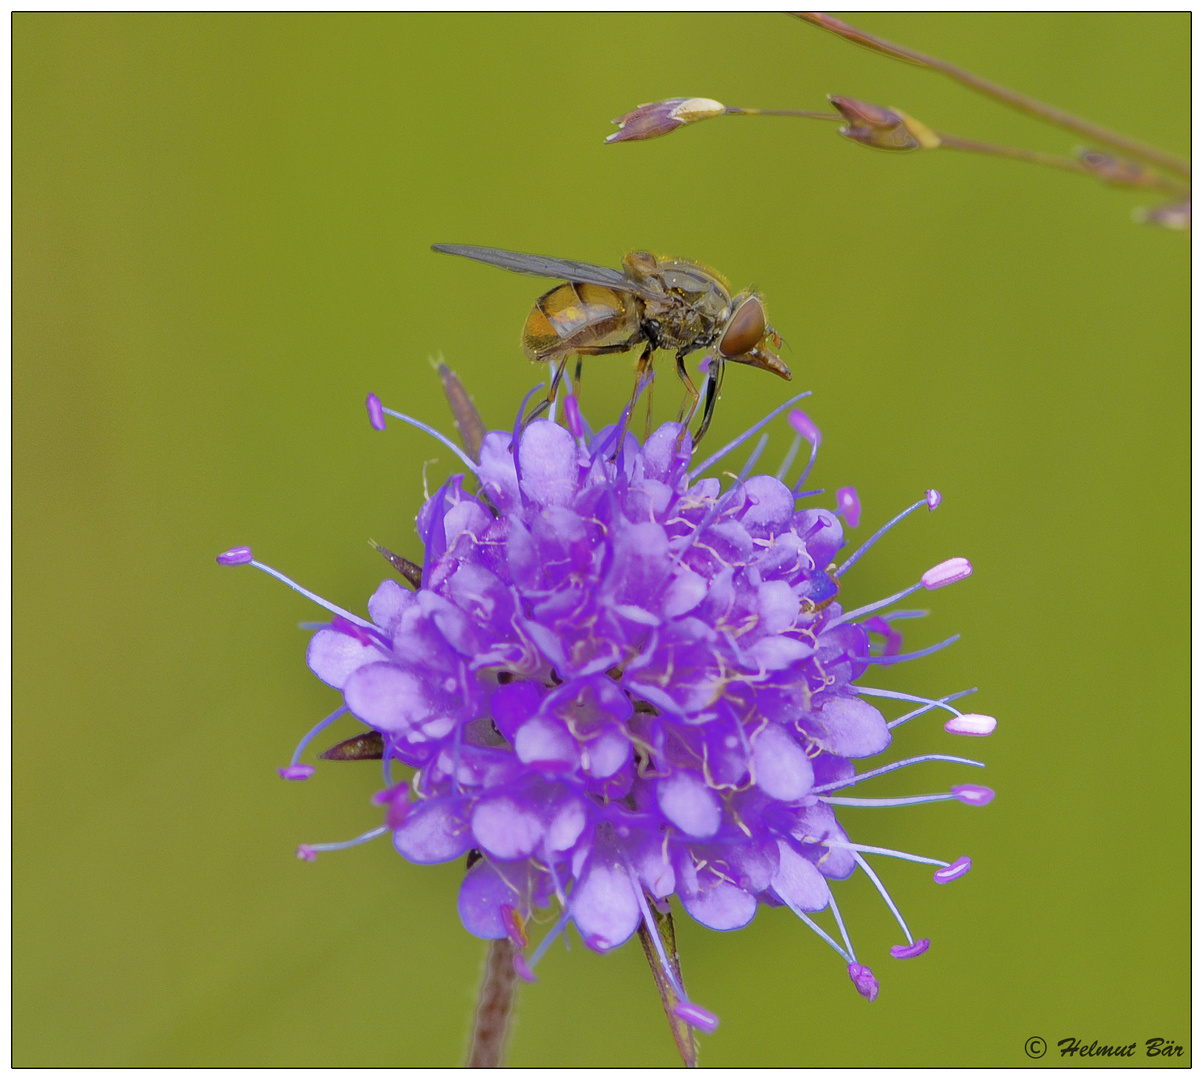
[821,784,990,807]
[851,850,917,947]
[735,431,770,484]
[863,633,960,665]
[512,908,572,984]
[216,547,373,629]
[295,825,388,861]
[826,891,858,963]
[686,392,811,480]
[827,839,960,872]
[789,410,822,493]
[835,491,940,578]
[279,706,348,780]
[888,687,977,729]
[368,395,481,475]
[856,686,968,718]
[626,866,719,1033]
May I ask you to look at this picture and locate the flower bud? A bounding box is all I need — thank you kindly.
[921,557,973,589]
[674,1002,720,1033]
[944,713,996,737]
[320,731,385,761]
[1134,201,1190,231]
[951,784,995,806]
[890,938,930,959]
[934,856,972,884]
[373,542,422,589]
[606,97,726,144]
[366,393,386,431]
[847,962,879,1001]
[788,409,821,445]
[437,363,485,462]
[278,764,315,781]
[830,96,939,152]
[1078,149,1160,188]
[836,486,861,529]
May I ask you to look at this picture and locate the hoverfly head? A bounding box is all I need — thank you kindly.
[717,293,766,359]
[717,293,791,380]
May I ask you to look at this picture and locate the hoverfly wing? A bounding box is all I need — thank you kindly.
[431,244,662,299]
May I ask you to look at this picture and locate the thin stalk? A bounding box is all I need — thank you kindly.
[938,134,1109,176]
[718,108,1190,198]
[794,11,1191,180]
[936,134,1191,196]
[725,106,842,121]
[466,939,519,1068]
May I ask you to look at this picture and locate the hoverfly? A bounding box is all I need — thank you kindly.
[431,244,791,445]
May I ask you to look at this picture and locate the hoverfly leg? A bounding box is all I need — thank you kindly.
[629,344,653,400]
[523,356,570,428]
[620,343,655,443]
[672,353,701,452]
[627,343,654,407]
[692,358,725,447]
[573,357,584,399]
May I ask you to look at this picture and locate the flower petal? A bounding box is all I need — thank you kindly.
[752,723,815,801]
[805,695,891,758]
[307,628,380,690]
[490,680,543,744]
[571,853,640,951]
[514,716,578,769]
[740,475,795,535]
[677,855,758,931]
[477,431,520,510]
[584,728,631,778]
[343,662,457,739]
[662,568,708,618]
[518,420,580,508]
[393,799,471,863]
[657,772,722,837]
[771,840,831,911]
[457,858,511,939]
[471,796,543,859]
[367,578,416,633]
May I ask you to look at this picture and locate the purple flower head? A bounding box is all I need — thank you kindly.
[221,381,994,1040]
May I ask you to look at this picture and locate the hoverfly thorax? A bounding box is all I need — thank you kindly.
[621,250,660,278]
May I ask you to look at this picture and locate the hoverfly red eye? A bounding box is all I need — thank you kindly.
[718,295,766,358]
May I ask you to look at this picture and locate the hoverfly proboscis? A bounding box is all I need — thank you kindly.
[431,244,791,447]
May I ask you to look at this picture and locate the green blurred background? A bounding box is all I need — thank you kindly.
[14,13,1188,1067]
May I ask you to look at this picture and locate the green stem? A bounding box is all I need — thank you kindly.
[637,907,698,1068]
[794,11,1191,180]
[466,939,519,1067]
